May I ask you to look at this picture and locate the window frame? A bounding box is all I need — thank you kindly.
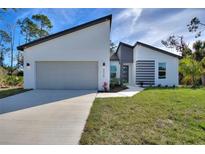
[110,65,117,78]
[158,62,166,79]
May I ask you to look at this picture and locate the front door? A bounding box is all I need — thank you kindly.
[122,65,129,84]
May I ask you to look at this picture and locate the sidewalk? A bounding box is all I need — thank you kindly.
[96,86,144,98]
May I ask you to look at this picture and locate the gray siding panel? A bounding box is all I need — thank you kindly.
[136,60,155,86]
[120,45,133,63]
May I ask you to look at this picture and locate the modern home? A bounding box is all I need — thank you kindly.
[17,14,180,91]
[110,42,180,87]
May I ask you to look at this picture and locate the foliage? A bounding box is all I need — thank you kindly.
[32,14,53,38]
[80,88,205,144]
[179,56,201,87]
[161,35,192,57]
[110,41,117,54]
[0,67,7,76]
[17,17,39,43]
[110,78,120,89]
[192,40,205,61]
[0,75,23,88]
[0,30,11,66]
[187,17,205,38]
[200,57,205,75]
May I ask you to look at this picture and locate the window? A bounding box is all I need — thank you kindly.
[158,63,166,79]
[110,65,117,78]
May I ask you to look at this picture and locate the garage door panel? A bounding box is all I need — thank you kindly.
[36,61,98,90]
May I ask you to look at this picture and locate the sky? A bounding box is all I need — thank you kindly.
[1,8,205,65]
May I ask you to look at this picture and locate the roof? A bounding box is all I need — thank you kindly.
[110,52,119,61]
[116,41,181,59]
[116,42,133,53]
[17,15,112,51]
[134,41,181,58]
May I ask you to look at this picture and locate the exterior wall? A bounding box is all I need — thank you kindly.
[117,44,133,84]
[117,45,133,63]
[110,61,120,79]
[23,20,110,90]
[133,45,179,86]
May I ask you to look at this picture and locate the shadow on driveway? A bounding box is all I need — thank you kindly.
[0,90,96,114]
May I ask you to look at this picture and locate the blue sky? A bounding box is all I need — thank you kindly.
[1,8,205,65]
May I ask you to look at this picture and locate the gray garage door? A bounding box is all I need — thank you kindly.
[36,61,98,90]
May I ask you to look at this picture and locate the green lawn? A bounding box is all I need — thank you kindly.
[0,88,28,99]
[80,88,205,144]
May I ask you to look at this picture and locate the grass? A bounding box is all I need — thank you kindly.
[80,88,205,144]
[0,88,29,99]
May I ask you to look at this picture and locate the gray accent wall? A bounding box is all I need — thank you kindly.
[117,44,133,83]
[117,45,133,63]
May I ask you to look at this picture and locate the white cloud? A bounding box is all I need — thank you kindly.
[111,8,143,43]
[111,8,205,54]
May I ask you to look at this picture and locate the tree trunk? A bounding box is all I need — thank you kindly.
[201,74,205,86]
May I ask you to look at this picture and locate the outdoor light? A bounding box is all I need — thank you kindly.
[26,63,30,67]
[102,62,106,77]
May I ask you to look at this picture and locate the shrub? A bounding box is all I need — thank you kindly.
[0,75,23,88]
[0,67,7,76]
[139,81,144,87]
[110,78,120,88]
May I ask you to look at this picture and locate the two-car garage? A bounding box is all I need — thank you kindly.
[36,61,98,90]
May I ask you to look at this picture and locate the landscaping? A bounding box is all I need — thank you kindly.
[80,87,205,144]
[0,88,28,99]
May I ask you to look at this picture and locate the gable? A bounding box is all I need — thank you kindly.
[134,42,181,59]
[134,44,179,61]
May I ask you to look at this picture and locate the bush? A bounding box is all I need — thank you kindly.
[0,67,7,76]
[110,78,120,88]
[0,75,23,88]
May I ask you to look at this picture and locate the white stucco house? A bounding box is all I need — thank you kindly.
[17,14,180,91]
[110,42,180,87]
[17,15,111,91]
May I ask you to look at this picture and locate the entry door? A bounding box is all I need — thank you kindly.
[122,65,129,84]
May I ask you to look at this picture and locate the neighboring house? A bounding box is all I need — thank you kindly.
[17,15,111,91]
[110,42,181,87]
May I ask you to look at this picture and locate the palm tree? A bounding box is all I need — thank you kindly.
[200,57,205,86]
[179,56,201,87]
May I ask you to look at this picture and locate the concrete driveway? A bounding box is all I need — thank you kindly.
[0,90,96,144]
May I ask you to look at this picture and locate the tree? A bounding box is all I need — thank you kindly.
[187,17,205,38]
[161,35,192,57]
[0,30,11,66]
[32,14,53,38]
[192,40,205,61]
[6,23,18,75]
[17,17,39,43]
[110,41,117,55]
[200,57,205,86]
[179,56,201,87]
